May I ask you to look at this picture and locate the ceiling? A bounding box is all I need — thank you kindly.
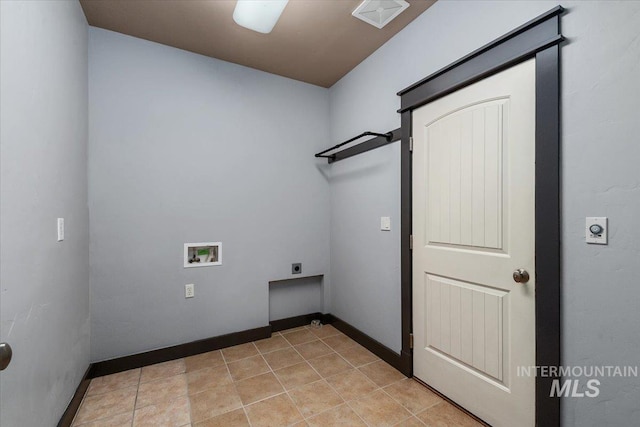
[80,0,436,88]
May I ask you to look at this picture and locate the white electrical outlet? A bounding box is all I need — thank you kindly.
[185,284,195,298]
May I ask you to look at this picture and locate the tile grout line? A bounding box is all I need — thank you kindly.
[220,345,255,427]
[282,327,328,425]
[318,358,375,426]
[258,331,346,425]
[219,342,291,408]
[381,379,443,421]
[238,344,258,427]
[261,326,328,425]
[130,368,142,427]
[288,327,375,427]
[321,371,379,427]
[255,338,305,426]
[181,359,193,427]
[315,329,411,427]
[377,385,416,426]
[311,327,376,426]
[133,363,190,415]
[73,369,145,427]
[184,352,226,424]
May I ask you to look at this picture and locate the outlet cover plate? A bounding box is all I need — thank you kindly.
[586,217,607,245]
[292,263,302,274]
[381,216,391,231]
[57,218,64,242]
[185,284,195,298]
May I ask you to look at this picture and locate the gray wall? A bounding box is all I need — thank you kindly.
[328,1,640,426]
[0,1,90,426]
[329,144,401,351]
[269,276,324,321]
[89,28,331,362]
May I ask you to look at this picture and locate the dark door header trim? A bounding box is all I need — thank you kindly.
[397,6,564,113]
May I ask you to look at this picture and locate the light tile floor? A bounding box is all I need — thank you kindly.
[72,325,483,427]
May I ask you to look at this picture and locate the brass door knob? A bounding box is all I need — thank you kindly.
[513,269,530,284]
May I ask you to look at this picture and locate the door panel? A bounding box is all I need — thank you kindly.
[426,99,508,251]
[413,59,536,427]
[425,274,507,382]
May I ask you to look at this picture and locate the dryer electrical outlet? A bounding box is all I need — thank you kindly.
[292,263,302,274]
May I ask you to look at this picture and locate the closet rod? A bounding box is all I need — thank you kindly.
[315,131,393,159]
[315,128,402,164]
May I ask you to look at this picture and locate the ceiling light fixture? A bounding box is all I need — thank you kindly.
[233,0,289,34]
[352,0,410,29]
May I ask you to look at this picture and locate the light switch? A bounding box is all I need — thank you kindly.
[57,218,64,242]
[381,217,391,231]
[586,217,607,245]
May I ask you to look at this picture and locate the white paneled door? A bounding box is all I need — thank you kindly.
[412,59,536,427]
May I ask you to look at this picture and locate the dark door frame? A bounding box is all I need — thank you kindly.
[398,6,564,427]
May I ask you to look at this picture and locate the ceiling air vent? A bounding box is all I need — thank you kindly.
[352,0,410,29]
